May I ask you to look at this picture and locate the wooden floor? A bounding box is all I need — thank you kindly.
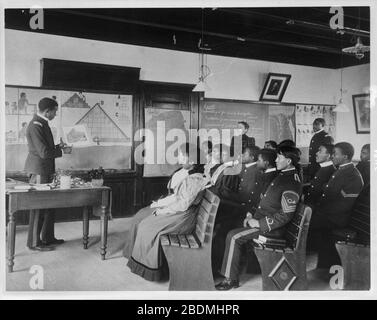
[6,217,332,292]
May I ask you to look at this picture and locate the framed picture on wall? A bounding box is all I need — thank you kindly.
[352,93,370,134]
[259,73,291,102]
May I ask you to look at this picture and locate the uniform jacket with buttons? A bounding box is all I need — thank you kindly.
[252,168,279,208]
[253,168,302,236]
[356,160,370,189]
[308,130,333,178]
[227,162,260,205]
[24,114,62,176]
[314,162,364,228]
[305,163,336,207]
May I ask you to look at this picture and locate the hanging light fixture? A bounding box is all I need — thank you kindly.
[333,36,349,112]
[193,9,211,92]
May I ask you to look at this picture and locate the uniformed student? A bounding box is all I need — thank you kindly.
[215,146,302,290]
[252,148,279,207]
[211,146,260,270]
[309,142,364,268]
[356,143,370,188]
[308,118,334,179]
[305,144,335,207]
[25,97,69,251]
[310,142,364,230]
[264,140,277,150]
[227,146,261,210]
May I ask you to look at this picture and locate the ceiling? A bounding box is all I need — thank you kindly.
[5,7,370,69]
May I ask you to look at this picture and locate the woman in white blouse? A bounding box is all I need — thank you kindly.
[123,143,207,281]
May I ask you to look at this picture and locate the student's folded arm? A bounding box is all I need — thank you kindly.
[258,190,300,233]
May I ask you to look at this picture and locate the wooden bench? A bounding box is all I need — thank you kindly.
[160,189,220,291]
[333,185,370,290]
[253,203,312,290]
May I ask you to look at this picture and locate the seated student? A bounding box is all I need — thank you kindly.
[123,143,207,281]
[201,140,213,180]
[308,142,364,268]
[356,143,370,188]
[212,146,260,269]
[252,148,279,207]
[227,146,261,209]
[305,144,335,207]
[278,139,296,148]
[264,140,277,150]
[207,143,239,200]
[215,146,302,290]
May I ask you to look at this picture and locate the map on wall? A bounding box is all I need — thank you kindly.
[268,105,295,144]
[143,108,191,177]
[5,87,133,172]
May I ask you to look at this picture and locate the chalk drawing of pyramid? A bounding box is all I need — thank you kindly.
[76,103,130,143]
[62,93,91,109]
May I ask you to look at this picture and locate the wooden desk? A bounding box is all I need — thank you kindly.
[6,186,111,273]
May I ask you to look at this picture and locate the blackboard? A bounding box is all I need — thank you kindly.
[199,99,270,148]
[5,86,133,173]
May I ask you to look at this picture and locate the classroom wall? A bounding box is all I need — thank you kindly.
[334,64,370,160]
[5,29,370,159]
[5,29,339,104]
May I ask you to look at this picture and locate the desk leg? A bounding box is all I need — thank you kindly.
[83,207,89,249]
[100,206,108,260]
[7,212,16,273]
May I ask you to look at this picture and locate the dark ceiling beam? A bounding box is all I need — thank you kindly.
[286,19,370,38]
[218,8,370,38]
[52,9,344,55]
[311,7,370,23]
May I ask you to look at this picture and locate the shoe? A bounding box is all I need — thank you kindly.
[29,245,55,252]
[42,238,65,246]
[215,278,239,290]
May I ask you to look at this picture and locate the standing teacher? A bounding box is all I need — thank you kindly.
[25,97,69,251]
[230,121,255,157]
[308,118,333,179]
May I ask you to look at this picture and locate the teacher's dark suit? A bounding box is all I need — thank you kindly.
[230,134,255,157]
[25,114,62,248]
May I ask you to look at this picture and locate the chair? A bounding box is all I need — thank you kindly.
[333,186,370,290]
[253,203,312,290]
[160,189,220,290]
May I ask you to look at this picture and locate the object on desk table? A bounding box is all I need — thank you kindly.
[88,166,105,187]
[62,145,73,154]
[33,184,52,190]
[91,178,104,187]
[60,175,71,189]
[14,185,33,190]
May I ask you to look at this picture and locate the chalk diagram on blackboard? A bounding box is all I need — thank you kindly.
[76,103,131,146]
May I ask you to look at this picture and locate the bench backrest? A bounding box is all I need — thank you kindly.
[285,203,312,251]
[194,189,220,247]
[348,185,370,245]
